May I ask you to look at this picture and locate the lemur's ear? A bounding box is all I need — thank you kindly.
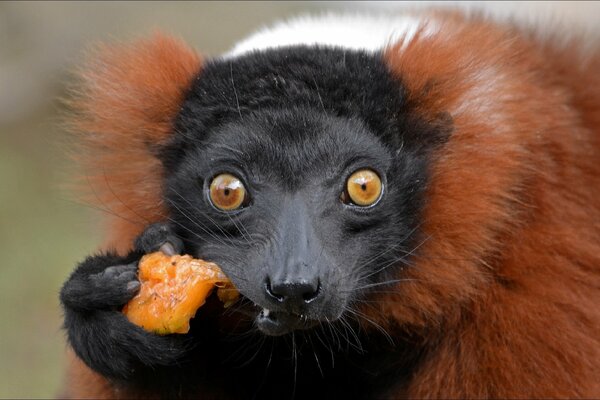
[67,32,201,254]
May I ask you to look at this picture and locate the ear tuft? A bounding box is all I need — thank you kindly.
[67,32,201,254]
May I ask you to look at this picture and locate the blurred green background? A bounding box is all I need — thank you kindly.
[1,1,598,398]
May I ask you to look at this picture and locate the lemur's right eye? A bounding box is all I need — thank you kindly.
[209,173,247,211]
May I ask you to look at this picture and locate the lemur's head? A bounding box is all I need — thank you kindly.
[162,48,447,336]
[77,22,535,340]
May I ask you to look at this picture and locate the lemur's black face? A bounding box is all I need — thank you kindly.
[164,47,447,336]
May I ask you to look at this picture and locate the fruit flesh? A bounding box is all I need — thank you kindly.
[123,252,239,335]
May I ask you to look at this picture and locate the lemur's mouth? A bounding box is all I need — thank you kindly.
[208,274,329,336]
[221,296,321,336]
[255,308,320,336]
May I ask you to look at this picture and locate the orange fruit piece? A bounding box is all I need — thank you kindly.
[122,252,239,335]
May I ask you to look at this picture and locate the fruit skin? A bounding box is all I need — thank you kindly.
[123,252,238,335]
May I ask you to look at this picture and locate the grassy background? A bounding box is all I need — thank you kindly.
[0,1,597,398]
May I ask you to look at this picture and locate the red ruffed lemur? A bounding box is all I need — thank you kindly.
[60,9,600,399]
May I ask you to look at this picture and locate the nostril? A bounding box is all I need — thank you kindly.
[265,278,284,302]
[302,280,321,303]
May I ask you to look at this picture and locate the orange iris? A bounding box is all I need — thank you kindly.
[209,173,246,211]
[344,169,382,206]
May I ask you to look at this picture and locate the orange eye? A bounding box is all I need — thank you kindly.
[342,169,382,207]
[209,174,247,211]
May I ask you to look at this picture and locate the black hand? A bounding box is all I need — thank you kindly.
[60,247,190,381]
[60,255,140,312]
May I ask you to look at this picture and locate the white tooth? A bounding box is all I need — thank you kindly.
[262,308,270,317]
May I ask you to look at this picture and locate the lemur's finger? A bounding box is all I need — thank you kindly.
[126,281,141,293]
[135,222,184,255]
[117,270,137,283]
[102,265,121,279]
[98,262,137,281]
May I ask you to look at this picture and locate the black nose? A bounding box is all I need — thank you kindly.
[265,277,320,305]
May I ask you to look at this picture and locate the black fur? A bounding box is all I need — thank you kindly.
[61,46,450,398]
[60,233,191,381]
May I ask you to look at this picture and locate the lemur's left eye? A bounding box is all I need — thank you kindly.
[340,169,383,207]
[209,173,247,211]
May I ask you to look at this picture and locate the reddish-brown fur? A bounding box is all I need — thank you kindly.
[64,32,202,398]
[381,13,600,398]
[64,13,600,399]
[67,32,201,255]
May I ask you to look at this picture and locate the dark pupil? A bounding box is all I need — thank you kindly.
[224,188,230,196]
[361,183,367,191]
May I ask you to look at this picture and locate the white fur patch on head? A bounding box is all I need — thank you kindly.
[225,14,436,57]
